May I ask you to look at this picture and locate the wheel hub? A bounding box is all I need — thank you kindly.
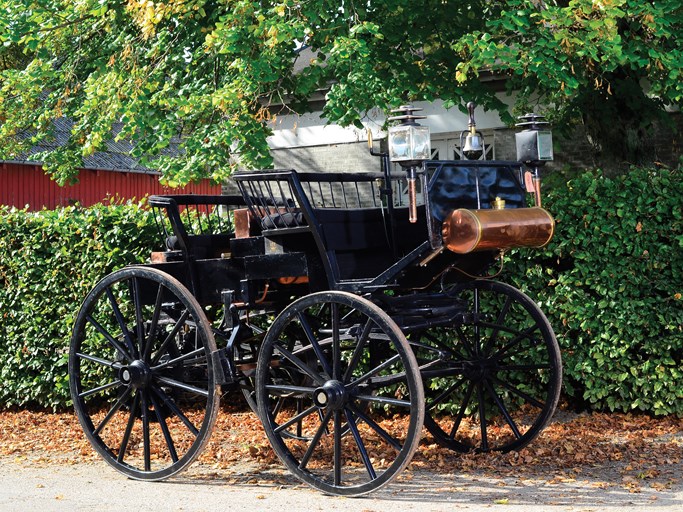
[119,360,151,389]
[313,380,347,410]
[461,358,498,381]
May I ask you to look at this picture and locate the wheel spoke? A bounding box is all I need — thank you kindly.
[151,384,200,436]
[483,379,522,441]
[151,309,191,366]
[152,347,206,371]
[143,283,164,362]
[492,375,545,409]
[273,404,318,434]
[342,318,373,382]
[449,380,476,439]
[332,303,341,381]
[489,325,538,362]
[79,379,122,399]
[473,288,482,355]
[477,381,488,451]
[347,403,402,452]
[333,410,342,486]
[297,311,332,379]
[150,392,179,463]
[140,391,151,471]
[117,392,139,464]
[418,331,454,355]
[299,409,333,470]
[85,315,133,363]
[93,386,134,436]
[132,277,145,358]
[482,296,513,356]
[354,394,412,408]
[264,384,316,396]
[360,370,411,389]
[155,376,210,398]
[76,351,124,369]
[345,409,377,480]
[105,287,137,358]
[348,353,401,388]
[272,396,285,418]
[426,376,467,411]
[454,324,476,358]
[274,343,326,386]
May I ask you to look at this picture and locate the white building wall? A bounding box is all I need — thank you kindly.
[267,95,517,151]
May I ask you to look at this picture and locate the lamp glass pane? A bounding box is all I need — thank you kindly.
[411,125,431,160]
[389,125,431,162]
[537,131,554,160]
[388,125,411,161]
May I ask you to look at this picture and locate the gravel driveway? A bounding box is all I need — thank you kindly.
[2,453,681,512]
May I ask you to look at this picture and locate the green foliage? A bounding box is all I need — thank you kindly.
[1,168,681,415]
[456,0,683,163]
[3,1,680,184]
[0,201,159,409]
[503,167,683,415]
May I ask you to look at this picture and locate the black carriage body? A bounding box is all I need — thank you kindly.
[231,161,527,294]
[69,157,561,494]
[143,161,529,325]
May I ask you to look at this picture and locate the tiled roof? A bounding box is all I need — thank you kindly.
[4,118,181,174]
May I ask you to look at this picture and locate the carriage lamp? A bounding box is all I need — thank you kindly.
[460,102,485,160]
[515,113,553,164]
[515,113,553,207]
[388,105,431,223]
[388,105,431,165]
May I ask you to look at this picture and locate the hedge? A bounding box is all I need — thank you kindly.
[503,167,683,415]
[0,167,681,414]
[0,201,159,409]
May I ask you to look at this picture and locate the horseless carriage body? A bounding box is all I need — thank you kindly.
[69,108,563,495]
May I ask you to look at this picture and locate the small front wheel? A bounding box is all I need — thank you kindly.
[69,267,219,480]
[256,291,424,496]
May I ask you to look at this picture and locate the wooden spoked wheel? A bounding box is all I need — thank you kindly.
[417,280,562,453]
[69,267,219,480]
[256,291,424,496]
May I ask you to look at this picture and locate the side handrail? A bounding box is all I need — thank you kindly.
[149,194,247,254]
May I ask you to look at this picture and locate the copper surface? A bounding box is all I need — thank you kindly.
[233,208,253,238]
[277,276,310,285]
[442,207,555,254]
[533,176,542,207]
[150,251,169,263]
[408,178,418,223]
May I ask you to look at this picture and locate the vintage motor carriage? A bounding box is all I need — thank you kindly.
[69,106,562,496]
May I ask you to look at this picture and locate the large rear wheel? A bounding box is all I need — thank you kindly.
[418,280,561,453]
[69,267,219,480]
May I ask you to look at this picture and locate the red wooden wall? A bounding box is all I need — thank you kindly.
[0,162,222,211]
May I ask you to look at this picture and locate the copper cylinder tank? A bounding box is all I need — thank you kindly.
[442,207,555,254]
